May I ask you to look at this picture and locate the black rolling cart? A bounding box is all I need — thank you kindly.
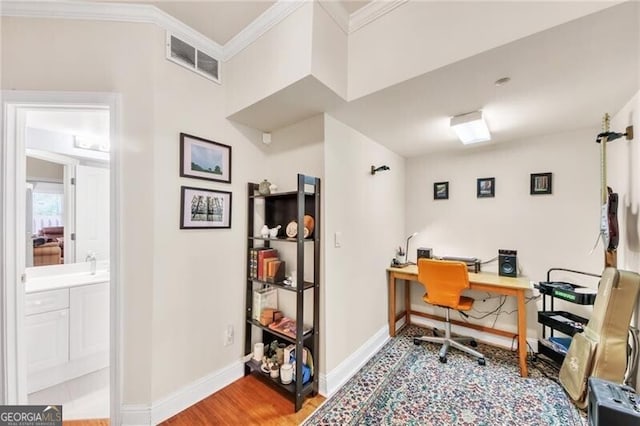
[535,268,600,364]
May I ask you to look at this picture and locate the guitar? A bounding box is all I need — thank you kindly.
[595,113,619,267]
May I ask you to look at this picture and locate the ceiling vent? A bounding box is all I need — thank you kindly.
[166,33,220,84]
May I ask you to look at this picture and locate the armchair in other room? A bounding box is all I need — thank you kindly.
[413,258,486,365]
[39,226,64,260]
[33,241,62,266]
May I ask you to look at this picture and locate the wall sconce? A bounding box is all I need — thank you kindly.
[371,165,390,175]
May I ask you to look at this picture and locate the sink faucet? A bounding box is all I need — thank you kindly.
[86,251,97,275]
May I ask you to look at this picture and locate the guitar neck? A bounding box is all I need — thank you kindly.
[600,133,607,204]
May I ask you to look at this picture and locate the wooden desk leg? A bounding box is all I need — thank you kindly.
[517,290,528,377]
[388,272,396,337]
[404,280,410,329]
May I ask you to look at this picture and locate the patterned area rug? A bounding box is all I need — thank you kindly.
[304,326,585,425]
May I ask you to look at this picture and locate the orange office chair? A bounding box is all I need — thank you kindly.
[413,258,486,365]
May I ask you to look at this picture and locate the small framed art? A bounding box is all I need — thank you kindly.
[180,186,232,229]
[477,177,495,198]
[433,182,449,200]
[180,133,231,183]
[530,172,552,195]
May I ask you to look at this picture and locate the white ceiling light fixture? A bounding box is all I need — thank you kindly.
[74,135,110,152]
[450,111,491,145]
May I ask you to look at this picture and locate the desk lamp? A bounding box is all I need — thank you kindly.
[405,232,418,264]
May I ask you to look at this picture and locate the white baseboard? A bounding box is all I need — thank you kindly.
[150,360,244,424]
[319,325,389,397]
[410,315,537,353]
[120,404,151,426]
[120,361,244,425]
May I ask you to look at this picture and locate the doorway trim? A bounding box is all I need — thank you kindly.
[1,90,122,423]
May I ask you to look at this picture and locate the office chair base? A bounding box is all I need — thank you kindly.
[414,335,485,365]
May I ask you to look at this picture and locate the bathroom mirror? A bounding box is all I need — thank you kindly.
[25,108,110,268]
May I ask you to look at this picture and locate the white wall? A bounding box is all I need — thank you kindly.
[311,2,348,100]
[2,17,158,405]
[347,1,618,100]
[610,91,640,274]
[224,2,314,117]
[323,114,405,372]
[258,115,324,366]
[406,129,604,338]
[150,38,265,400]
[1,17,268,409]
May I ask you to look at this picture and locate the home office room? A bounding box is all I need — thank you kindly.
[1,1,639,425]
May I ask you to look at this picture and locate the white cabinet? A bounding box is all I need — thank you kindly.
[25,309,69,374]
[25,281,109,393]
[70,282,109,359]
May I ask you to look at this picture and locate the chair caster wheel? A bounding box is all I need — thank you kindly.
[478,358,486,366]
[470,340,478,347]
[432,329,439,337]
[439,356,447,363]
[413,338,421,345]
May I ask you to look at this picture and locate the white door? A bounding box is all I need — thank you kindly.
[25,310,69,374]
[70,283,109,360]
[75,165,109,262]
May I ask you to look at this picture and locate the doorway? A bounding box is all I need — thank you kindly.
[1,91,120,423]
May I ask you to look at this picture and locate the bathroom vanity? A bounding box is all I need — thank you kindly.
[25,263,109,393]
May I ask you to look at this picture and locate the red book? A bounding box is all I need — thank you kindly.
[257,249,278,281]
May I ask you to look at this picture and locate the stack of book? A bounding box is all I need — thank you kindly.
[249,247,285,283]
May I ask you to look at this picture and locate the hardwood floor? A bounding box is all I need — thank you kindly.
[60,374,324,426]
[162,375,325,425]
[63,420,109,426]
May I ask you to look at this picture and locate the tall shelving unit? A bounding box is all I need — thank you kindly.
[244,174,320,412]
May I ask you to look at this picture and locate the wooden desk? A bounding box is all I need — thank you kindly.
[387,264,532,377]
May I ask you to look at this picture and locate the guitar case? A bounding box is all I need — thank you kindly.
[559,267,640,408]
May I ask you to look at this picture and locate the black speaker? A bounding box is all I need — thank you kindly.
[417,247,432,260]
[498,249,517,277]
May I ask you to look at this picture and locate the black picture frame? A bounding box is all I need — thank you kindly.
[530,172,552,195]
[180,133,231,183]
[477,177,495,198]
[433,181,449,200]
[180,186,232,229]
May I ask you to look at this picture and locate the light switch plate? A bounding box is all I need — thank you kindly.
[334,232,342,248]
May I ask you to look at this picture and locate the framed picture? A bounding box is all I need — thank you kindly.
[477,177,495,198]
[180,186,232,229]
[433,181,449,200]
[530,172,552,195]
[180,133,231,183]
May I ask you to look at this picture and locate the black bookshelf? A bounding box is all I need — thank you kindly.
[244,174,320,412]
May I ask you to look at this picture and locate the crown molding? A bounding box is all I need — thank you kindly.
[221,0,308,61]
[1,0,410,63]
[0,0,223,59]
[317,0,349,34]
[349,0,408,34]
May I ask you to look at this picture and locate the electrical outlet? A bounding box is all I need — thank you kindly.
[224,325,234,346]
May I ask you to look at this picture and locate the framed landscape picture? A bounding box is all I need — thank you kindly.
[530,172,552,195]
[180,133,231,183]
[477,177,495,198]
[180,186,232,229]
[433,181,449,200]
